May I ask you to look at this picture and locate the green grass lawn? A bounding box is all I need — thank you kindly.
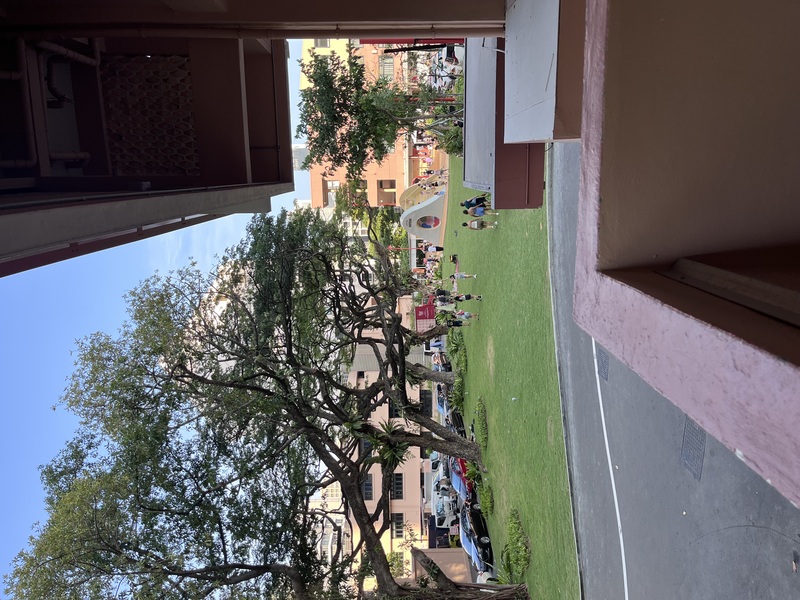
[440,157,579,599]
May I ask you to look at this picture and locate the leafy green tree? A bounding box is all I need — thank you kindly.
[298,49,462,179]
[7,279,330,598]
[334,180,371,224]
[7,211,524,599]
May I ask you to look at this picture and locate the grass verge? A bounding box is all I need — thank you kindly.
[440,157,579,599]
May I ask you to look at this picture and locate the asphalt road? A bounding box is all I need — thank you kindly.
[547,142,800,599]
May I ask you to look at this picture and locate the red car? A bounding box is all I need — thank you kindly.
[448,457,477,503]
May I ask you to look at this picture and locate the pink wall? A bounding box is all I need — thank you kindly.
[574,0,800,505]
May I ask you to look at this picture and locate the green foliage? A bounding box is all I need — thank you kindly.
[437,125,464,157]
[444,329,468,411]
[449,375,465,411]
[8,208,489,600]
[426,75,464,156]
[465,461,482,484]
[6,211,353,599]
[298,50,410,179]
[495,510,532,585]
[298,47,464,178]
[334,180,371,223]
[387,552,407,579]
[366,421,411,471]
[446,328,467,371]
[476,480,495,516]
[367,207,403,252]
[474,396,489,452]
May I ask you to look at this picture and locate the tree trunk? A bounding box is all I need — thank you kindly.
[406,548,530,599]
[379,420,484,466]
[407,363,456,385]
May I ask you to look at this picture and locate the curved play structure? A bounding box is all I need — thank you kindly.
[399,189,447,246]
[397,175,445,210]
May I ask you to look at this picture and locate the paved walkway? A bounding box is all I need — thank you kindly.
[548,142,800,600]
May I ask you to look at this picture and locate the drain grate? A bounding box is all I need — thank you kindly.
[681,417,706,480]
[596,347,609,381]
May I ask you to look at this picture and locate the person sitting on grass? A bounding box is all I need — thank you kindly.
[462,219,498,230]
[454,293,482,302]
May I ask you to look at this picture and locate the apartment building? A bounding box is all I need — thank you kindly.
[305,295,438,588]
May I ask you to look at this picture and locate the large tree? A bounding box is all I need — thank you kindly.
[7,211,524,599]
[297,49,462,179]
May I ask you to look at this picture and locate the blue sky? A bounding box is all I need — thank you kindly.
[0,40,308,593]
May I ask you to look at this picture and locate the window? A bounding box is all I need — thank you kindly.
[391,513,404,538]
[314,39,330,48]
[362,473,374,501]
[326,484,342,500]
[419,390,433,417]
[360,439,373,457]
[391,473,404,500]
[379,55,394,79]
[325,180,340,207]
[388,399,401,419]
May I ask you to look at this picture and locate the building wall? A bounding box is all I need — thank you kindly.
[573,0,800,506]
[337,318,429,586]
[0,1,506,35]
[0,35,293,276]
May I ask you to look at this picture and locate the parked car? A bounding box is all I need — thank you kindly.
[434,493,459,529]
[432,460,450,486]
[430,450,442,472]
[427,515,460,549]
[448,457,477,505]
[459,504,493,572]
[446,408,467,438]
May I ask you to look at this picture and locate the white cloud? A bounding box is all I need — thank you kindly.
[147,226,185,273]
[144,214,251,275]
[187,214,252,274]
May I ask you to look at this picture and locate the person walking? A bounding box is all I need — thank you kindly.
[462,219,498,230]
[435,302,456,313]
[446,319,471,328]
[464,206,499,217]
[459,195,489,210]
[450,273,477,281]
[454,309,478,320]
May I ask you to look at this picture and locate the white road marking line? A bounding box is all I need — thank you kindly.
[592,338,630,600]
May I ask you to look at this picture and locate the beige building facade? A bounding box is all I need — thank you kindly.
[307,297,446,587]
